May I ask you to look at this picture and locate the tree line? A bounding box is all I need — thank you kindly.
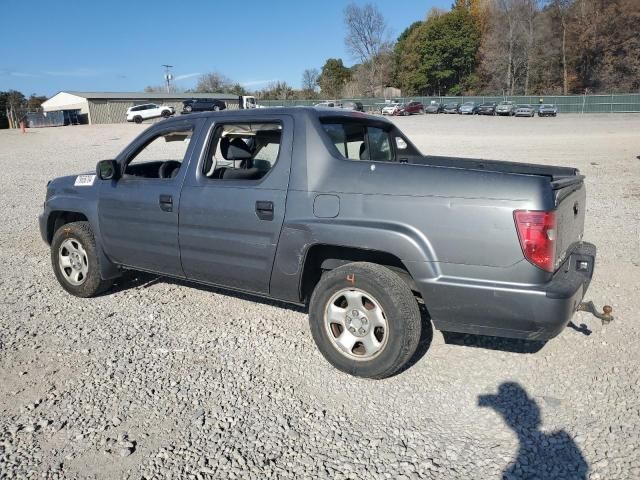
[331,0,639,97]
[190,0,638,100]
[0,90,48,128]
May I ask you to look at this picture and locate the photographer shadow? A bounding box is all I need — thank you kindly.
[479,382,588,480]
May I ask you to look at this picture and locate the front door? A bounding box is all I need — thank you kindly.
[179,115,293,294]
[98,119,202,276]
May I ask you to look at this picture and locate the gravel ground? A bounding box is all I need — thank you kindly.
[1,113,639,479]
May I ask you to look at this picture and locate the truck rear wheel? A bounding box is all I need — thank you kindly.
[309,262,421,379]
[51,221,113,298]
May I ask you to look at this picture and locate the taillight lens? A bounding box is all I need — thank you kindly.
[513,210,557,272]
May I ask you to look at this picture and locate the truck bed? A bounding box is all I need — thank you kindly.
[412,155,586,272]
[417,155,579,181]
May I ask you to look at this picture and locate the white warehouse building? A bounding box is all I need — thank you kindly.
[41,91,239,124]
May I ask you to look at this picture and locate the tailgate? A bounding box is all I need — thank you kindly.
[553,177,586,270]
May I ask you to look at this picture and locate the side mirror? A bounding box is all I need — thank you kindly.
[96,159,119,180]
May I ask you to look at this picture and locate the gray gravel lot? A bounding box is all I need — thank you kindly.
[1,113,639,479]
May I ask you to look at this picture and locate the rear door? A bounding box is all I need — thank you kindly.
[178,115,293,294]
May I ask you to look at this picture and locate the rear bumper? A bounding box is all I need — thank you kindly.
[416,242,596,340]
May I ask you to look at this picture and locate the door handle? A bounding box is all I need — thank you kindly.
[255,201,274,221]
[159,194,173,212]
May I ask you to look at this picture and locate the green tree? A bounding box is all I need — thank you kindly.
[421,5,480,95]
[394,21,429,94]
[318,58,352,98]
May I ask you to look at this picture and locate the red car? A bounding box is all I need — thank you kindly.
[395,101,424,116]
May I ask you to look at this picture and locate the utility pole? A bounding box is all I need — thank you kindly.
[162,65,174,93]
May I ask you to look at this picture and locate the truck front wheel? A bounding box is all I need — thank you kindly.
[51,221,113,298]
[309,262,421,379]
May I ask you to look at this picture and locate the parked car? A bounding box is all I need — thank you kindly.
[396,101,424,115]
[515,104,536,117]
[314,101,342,108]
[496,101,516,116]
[424,102,445,114]
[477,102,498,115]
[40,107,595,379]
[182,98,226,114]
[342,101,364,112]
[443,102,460,114]
[126,104,174,123]
[381,103,402,115]
[459,102,480,115]
[538,104,558,117]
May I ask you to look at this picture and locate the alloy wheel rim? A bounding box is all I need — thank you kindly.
[58,238,89,286]
[324,288,388,361]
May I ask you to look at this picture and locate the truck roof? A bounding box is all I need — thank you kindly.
[174,106,390,124]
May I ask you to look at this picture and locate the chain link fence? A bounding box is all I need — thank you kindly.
[259,93,640,114]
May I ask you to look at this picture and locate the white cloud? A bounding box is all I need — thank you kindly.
[241,79,278,87]
[42,67,103,77]
[0,70,38,77]
[174,72,201,81]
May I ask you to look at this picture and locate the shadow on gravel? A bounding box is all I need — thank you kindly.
[104,271,306,313]
[479,382,588,480]
[442,331,547,354]
[567,321,592,336]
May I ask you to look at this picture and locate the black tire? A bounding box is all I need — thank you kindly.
[185,105,193,112]
[51,221,113,298]
[308,262,421,379]
[161,110,171,118]
[133,115,143,124]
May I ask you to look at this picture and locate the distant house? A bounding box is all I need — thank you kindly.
[374,86,402,99]
[41,91,239,124]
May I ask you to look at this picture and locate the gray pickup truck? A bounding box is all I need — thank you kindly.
[39,108,595,378]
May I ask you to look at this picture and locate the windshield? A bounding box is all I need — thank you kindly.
[541,104,554,108]
[499,101,512,105]
[517,105,530,108]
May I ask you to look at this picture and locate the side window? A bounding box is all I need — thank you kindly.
[202,122,282,181]
[322,123,393,162]
[124,127,193,179]
[367,127,392,161]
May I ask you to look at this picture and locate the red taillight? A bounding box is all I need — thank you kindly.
[513,210,557,272]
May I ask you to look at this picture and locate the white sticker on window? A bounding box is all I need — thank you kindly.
[74,174,96,186]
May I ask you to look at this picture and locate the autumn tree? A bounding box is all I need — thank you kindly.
[343,2,394,96]
[301,68,320,97]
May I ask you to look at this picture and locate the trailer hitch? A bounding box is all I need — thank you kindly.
[577,301,614,325]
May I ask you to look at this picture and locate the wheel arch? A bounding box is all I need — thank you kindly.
[47,210,89,243]
[45,209,120,280]
[299,244,420,305]
[269,221,439,304]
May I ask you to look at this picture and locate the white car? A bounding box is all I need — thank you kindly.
[381,103,401,115]
[313,101,342,108]
[126,104,174,123]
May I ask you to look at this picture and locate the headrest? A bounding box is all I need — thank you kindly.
[359,142,368,160]
[220,137,253,160]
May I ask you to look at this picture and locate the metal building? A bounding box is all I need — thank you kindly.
[41,91,240,124]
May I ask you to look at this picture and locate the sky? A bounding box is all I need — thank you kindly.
[0,0,452,96]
